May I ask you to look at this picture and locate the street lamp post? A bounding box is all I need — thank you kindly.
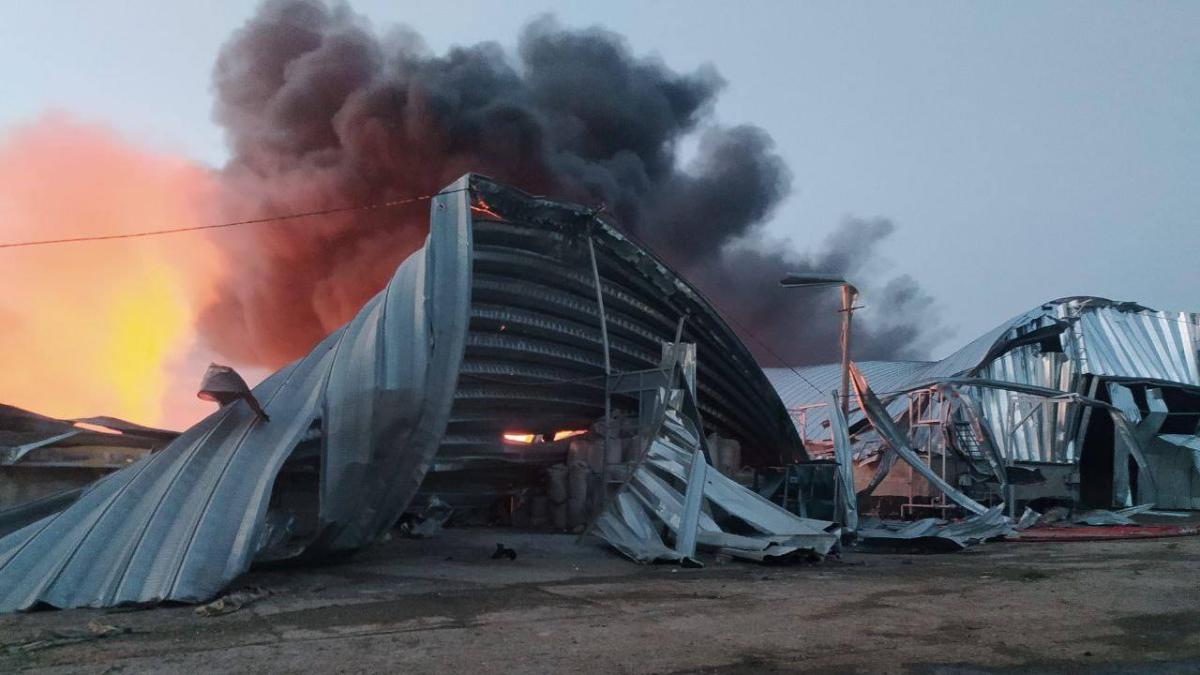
[778,273,858,420]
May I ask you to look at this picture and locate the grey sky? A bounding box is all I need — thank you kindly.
[2,1,1197,358]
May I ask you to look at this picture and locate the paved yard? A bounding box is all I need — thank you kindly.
[2,528,1198,673]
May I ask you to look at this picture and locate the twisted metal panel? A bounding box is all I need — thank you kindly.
[0,181,472,611]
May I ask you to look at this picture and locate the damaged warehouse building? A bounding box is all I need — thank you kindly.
[0,175,836,612]
[1,175,1197,613]
[767,297,1200,519]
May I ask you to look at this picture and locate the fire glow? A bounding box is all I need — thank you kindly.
[502,430,589,445]
[0,116,221,428]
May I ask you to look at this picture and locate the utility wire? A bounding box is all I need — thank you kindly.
[5,180,1193,398]
[0,187,470,250]
[0,179,824,397]
[588,206,829,397]
[720,312,829,396]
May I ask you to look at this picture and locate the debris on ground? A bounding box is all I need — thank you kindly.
[492,544,518,560]
[4,620,129,653]
[1015,507,1041,530]
[1072,504,1156,526]
[399,496,453,539]
[856,505,1015,552]
[194,586,272,617]
[1012,504,1200,541]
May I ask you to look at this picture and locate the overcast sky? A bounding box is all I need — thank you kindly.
[2,1,1197,358]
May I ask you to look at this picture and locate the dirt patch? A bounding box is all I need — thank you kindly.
[1112,611,1200,653]
[264,585,580,633]
[3,530,1200,674]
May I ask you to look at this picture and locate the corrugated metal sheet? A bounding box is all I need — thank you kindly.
[0,175,803,612]
[427,179,805,496]
[968,299,1200,463]
[767,297,1200,466]
[1073,305,1200,385]
[0,180,474,611]
[763,361,930,443]
[595,386,837,564]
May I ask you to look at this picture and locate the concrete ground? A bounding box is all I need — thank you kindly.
[2,528,1199,674]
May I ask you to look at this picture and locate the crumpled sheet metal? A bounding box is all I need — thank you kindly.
[917,298,1198,464]
[0,180,473,612]
[1073,504,1156,526]
[858,506,1014,551]
[1159,434,1200,475]
[827,392,859,532]
[1073,304,1200,385]
[763,361,931,442]
[2,430,81,465]
[595,406,838,564]
[0,404,176,466]
[767,298,1199,468]
[849,364,990,516]
[198,364,268,420]
[932,377,1159,498]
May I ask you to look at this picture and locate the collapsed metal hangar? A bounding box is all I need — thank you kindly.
[766,297,1200,515]
[0,175,809,612]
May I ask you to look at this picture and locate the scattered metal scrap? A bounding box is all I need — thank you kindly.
[194,586,272,618]
[0,405,178,536]
[0,403,174,467]
[594,361,839,565]
[849,363,991,517]
[399,496,453,539]
[857,506,1014,552]
[491,544,518,560]
[3,620,129,654]
[1071,504,1157,526]
[198,363,269,421]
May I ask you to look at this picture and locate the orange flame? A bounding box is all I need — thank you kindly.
[0,115,221,428]
[502,432,537,445]
[502,430,589,445]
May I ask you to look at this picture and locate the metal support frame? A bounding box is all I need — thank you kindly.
[785,404,828,447]
[901,387,956,518]
[581,318,691,539]
[609,369,670,426]
[1071,376,1101,460]
[587,229,614,518]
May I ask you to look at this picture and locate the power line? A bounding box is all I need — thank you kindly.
[720,311,828,397]
[0,178,823,396]
[591,207,829,397]
[0,187,470,250]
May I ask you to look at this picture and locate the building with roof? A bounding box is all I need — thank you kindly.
[0,175,817,612]
[767,297,1200,515]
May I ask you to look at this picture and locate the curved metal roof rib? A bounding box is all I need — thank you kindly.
[0,175,801,612]
[452,177,804,472]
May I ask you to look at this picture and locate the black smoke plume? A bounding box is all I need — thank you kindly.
[204,0,942,368]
